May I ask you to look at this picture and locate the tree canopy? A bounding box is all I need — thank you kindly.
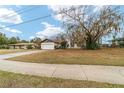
[57,6,124,49]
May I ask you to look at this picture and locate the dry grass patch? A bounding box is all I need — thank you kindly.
[8,48,124,66]
[0,49,34,55]
[0,70,123,88]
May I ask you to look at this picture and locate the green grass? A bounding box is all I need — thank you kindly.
[8,48,124,66]
[0,70,123,88]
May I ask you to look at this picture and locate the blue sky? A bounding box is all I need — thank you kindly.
[0,5,124,43]
[0,5,63,40]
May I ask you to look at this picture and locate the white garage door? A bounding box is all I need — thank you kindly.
[41,42,55,50]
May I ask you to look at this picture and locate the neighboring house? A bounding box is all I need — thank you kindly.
[9,43,36,49]
[113,38,124,44]
[113,38,124,47]
[41,39,61,50]
[101,44,111,48]
[108,37,124,47]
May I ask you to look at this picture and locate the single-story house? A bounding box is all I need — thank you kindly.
[9,43,36,49]
[41,39,61,50]
[107,37,124,47]
[112,38,124,44]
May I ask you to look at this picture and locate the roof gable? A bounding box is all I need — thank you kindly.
[41,39,54,43]
[41,39,64,44]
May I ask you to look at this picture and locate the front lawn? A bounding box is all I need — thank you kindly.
[0,70,123,88]
[0,49,34,55]
[8,48,124,66]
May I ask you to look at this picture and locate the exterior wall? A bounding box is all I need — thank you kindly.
[9,44,35,49]
[74,44,78,48]
[41,42,55,50]
[9,45,27,49]
[20,45,27,49]
[9,46,15,49]
[15,46,20,49]
[54,43,61,49]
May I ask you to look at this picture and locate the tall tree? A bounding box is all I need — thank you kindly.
[8,37,20,44]
[30,37,42,43]
[0,33,8,45]
[30,37,42,49]
[58,5,123,49]
[20,40,29,43]
[55,33,68,49]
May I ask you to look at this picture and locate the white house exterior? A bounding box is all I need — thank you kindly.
[41,39,58,50]
[9,43,35,49]
[41,42,55,50]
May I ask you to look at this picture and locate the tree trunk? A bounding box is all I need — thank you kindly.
[86,37,99,50]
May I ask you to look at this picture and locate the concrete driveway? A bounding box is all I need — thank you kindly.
[0,50,124,85]
[0,50,45,60]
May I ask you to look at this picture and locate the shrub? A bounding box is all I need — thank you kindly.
[60,41,68,49]
[27,45,33,49]
[0,45,9,49]
[119,43,124,48]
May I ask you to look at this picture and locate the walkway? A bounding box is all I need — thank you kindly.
[0,50,124,85]
[0,50,45,59]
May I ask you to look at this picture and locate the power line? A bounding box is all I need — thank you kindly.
[0,7,75,29]
[0,6,30,19]
[0,6,41,20]
[13,6,41,16]
[1,14,52,28]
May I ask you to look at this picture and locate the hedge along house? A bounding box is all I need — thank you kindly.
[9,43,36,49]
[41,39,61,50]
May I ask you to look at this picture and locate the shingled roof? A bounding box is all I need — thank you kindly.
[41,39,63,44]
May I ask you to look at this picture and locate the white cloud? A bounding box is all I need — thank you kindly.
[29,36,35,39]
[36,22,63,39]
[9,29,22,33]
[15,5,22,8]
[93,5,105,13]
[0,24,22,34]
[48,5,70,12]
[49,5,89,22]
[41,22,54,27]
[49,5,107,22]
[0,8,23,24]
[48,5,72,21]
